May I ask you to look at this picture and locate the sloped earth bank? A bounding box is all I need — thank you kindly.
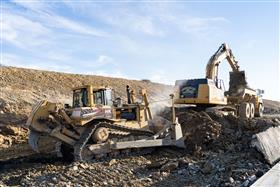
[1,108,279,186]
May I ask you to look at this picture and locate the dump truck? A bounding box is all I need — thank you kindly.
[174,43,264,118]
[27,85,185,161]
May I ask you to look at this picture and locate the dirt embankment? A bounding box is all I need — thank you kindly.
[0,66,172,117]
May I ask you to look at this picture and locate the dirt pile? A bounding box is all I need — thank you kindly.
[159,107,280,154]
[155,108,280,186]
[160,108,222,152]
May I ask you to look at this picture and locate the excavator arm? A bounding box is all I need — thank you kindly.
[206,43,240,83]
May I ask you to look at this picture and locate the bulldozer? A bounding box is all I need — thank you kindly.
[27,85,185,161]
[174,43,264,118]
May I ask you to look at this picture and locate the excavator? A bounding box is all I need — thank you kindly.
[174,43,264,118]
[27,85,185,161]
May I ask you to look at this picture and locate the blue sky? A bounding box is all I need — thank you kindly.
[2,0,279,100]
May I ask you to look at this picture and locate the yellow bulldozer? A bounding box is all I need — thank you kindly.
[27,85,185,161]
[174,43,264,118]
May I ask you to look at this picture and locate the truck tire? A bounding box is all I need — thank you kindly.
[255,103,263,117]
[249,103,255,118]
[239,102,250,119]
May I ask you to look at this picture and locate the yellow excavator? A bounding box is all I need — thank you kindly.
[27,85,185,161]
[174,43,264,118]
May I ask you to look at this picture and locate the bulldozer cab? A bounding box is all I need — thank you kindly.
[72,85,113,108]
[71,85,152,126]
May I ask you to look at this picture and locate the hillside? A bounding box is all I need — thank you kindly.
[0,66,172,119]
[263,99,280,114]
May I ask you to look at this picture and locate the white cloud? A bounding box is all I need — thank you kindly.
[89,3,228,37]
[83,55,119,69]
[3,53,73,72]
[2,12,52,48]
[10,1,109,37]
[176,17,229,33]
[132,16,162,36]
[96,55,115,65]
[93,7,165,36]
[11,0,49,10]
[46,50,71,61]
[47,14,109,37]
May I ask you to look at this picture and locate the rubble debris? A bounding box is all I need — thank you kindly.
[241,171,263,187]
[201,160,216,174]
[108,159,117,166]
[1,107,279,186]
[0,134,12,148]
[160,108,222,152]
[160,161,179,172]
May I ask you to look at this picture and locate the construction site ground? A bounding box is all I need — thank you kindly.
[1,67,280,186]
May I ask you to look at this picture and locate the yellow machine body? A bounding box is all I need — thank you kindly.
[174,43,264,118]
[175,79,227,106]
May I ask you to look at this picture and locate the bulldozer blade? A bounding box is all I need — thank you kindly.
[28,130,40,152]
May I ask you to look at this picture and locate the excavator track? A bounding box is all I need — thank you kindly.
[73,121,154,161]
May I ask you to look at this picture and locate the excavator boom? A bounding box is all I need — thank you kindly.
[206,43,240,82]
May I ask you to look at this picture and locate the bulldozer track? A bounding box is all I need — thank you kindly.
[73,121,154,161]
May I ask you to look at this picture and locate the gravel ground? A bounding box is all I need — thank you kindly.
[1,112,279,187]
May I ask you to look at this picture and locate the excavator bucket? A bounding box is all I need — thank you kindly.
[228,71,248,96]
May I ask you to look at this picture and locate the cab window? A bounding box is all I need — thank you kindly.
[93,90,104,105]
[93,89,113,106]
[105,89,113,106]
[73,88,88,107]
